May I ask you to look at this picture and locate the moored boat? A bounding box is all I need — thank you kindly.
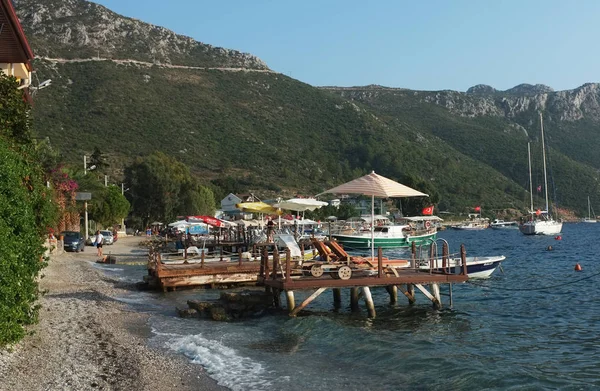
[489,219,518,229]
[416,255,505,279]
[519,113,563,236]
[331,216,438,249]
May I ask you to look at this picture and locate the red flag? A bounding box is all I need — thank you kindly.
[422,206,434,215]
[474,206,481,212]
[537,185,542,192]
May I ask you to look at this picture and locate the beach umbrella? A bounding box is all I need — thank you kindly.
[236,202,282,215]
[187,215,224,228]
[320,171,428,261]
[273,198,328,212]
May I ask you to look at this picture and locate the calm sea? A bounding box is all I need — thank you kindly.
[97,223,600,390]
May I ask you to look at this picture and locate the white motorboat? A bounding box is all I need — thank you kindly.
[489,219,518,229]
[417,255,505,279]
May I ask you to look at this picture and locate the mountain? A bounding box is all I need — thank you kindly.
[12,0,600,216]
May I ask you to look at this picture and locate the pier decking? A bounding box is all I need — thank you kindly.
[147,238,472,317]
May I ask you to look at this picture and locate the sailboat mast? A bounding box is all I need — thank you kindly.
[527,142,534,214]
[540,112,550,214]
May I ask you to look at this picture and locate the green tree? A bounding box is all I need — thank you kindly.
[124,152,216,226]
[92,185,130,227]
[0,75,56,346]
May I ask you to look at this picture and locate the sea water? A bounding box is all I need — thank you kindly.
[96,223,600,390]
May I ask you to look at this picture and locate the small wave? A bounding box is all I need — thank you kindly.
[168,334,273,391]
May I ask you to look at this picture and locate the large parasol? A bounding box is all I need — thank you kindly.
[236,202,282,215]
[320,171,428,260]
[273,198,328,212]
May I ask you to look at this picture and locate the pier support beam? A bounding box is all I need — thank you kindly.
[290,287,327,317]
[399,283,416,305]
[363,287,376,318]
[286,290,296,313]
[415,284,442,309]
[350,287,360,312]
[332,288,342,310]
[386,285,398,304]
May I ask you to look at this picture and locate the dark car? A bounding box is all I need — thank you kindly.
[61,231,85,252]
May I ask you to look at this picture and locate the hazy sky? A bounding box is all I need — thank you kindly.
[91,0,600,92]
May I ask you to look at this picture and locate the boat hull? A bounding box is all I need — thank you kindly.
[519,220,563,235]
[331,231,437,249]
[422,256,505,279]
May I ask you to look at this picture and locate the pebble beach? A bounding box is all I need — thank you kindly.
[0,236,226,391]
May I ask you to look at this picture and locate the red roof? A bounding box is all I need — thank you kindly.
[0,0,34,69]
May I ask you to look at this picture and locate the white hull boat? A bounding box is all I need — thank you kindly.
[520,114,562,236]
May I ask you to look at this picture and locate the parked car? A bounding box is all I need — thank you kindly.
[100,230,114,245]
[61,231,85,252]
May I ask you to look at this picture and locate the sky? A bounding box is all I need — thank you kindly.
[91,0,600,92]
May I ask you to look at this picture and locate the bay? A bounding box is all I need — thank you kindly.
[101,223,600,390]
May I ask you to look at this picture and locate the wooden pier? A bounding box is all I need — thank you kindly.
[259,242,470,317]
[147,237,472,318]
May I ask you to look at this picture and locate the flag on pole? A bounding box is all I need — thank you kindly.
[422,206,434,215]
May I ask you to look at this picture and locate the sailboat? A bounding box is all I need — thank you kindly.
[519,113,563,236]
[582,196,597,223]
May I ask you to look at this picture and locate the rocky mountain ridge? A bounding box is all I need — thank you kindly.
[326,82,600,123]
[13,0,268,70]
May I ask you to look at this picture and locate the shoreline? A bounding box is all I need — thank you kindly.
[0,236,227,391]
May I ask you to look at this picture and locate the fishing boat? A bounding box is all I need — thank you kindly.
[519,113,563,236]
[330,216,438,249]
[582,196,597,223]
[489,219,518,229]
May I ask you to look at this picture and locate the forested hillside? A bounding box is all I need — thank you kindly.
[15,0,600,216]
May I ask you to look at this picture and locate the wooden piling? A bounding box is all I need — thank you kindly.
[333,288,342,309]
[350,287,360,311]
[363,287,376,318]
[286,290,296,312]
[386,285,398,304]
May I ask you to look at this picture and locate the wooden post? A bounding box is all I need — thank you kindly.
[238,248,243,266]
[461,244,467,275]
[387,285,398,304]
[273,288,281,308]
[377,247,383,278]
[442,241,449,273]
[333,288,342,310]
[220,246,223,262]
[263,248,270,280]
[285,248,292,284]
[411,241,417,270]
[286,291,296,313]
[407,283,416,305]
[272,247,279,280]
[363,287,376,318]
[431,283,442,309]
[350,287,360,312]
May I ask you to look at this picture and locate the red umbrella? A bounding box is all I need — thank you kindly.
[187,215,223,228]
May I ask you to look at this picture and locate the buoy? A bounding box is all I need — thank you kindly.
[555,235,562,240]
[574,263,582,271]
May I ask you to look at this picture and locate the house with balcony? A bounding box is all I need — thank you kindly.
[0,0,34,100]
